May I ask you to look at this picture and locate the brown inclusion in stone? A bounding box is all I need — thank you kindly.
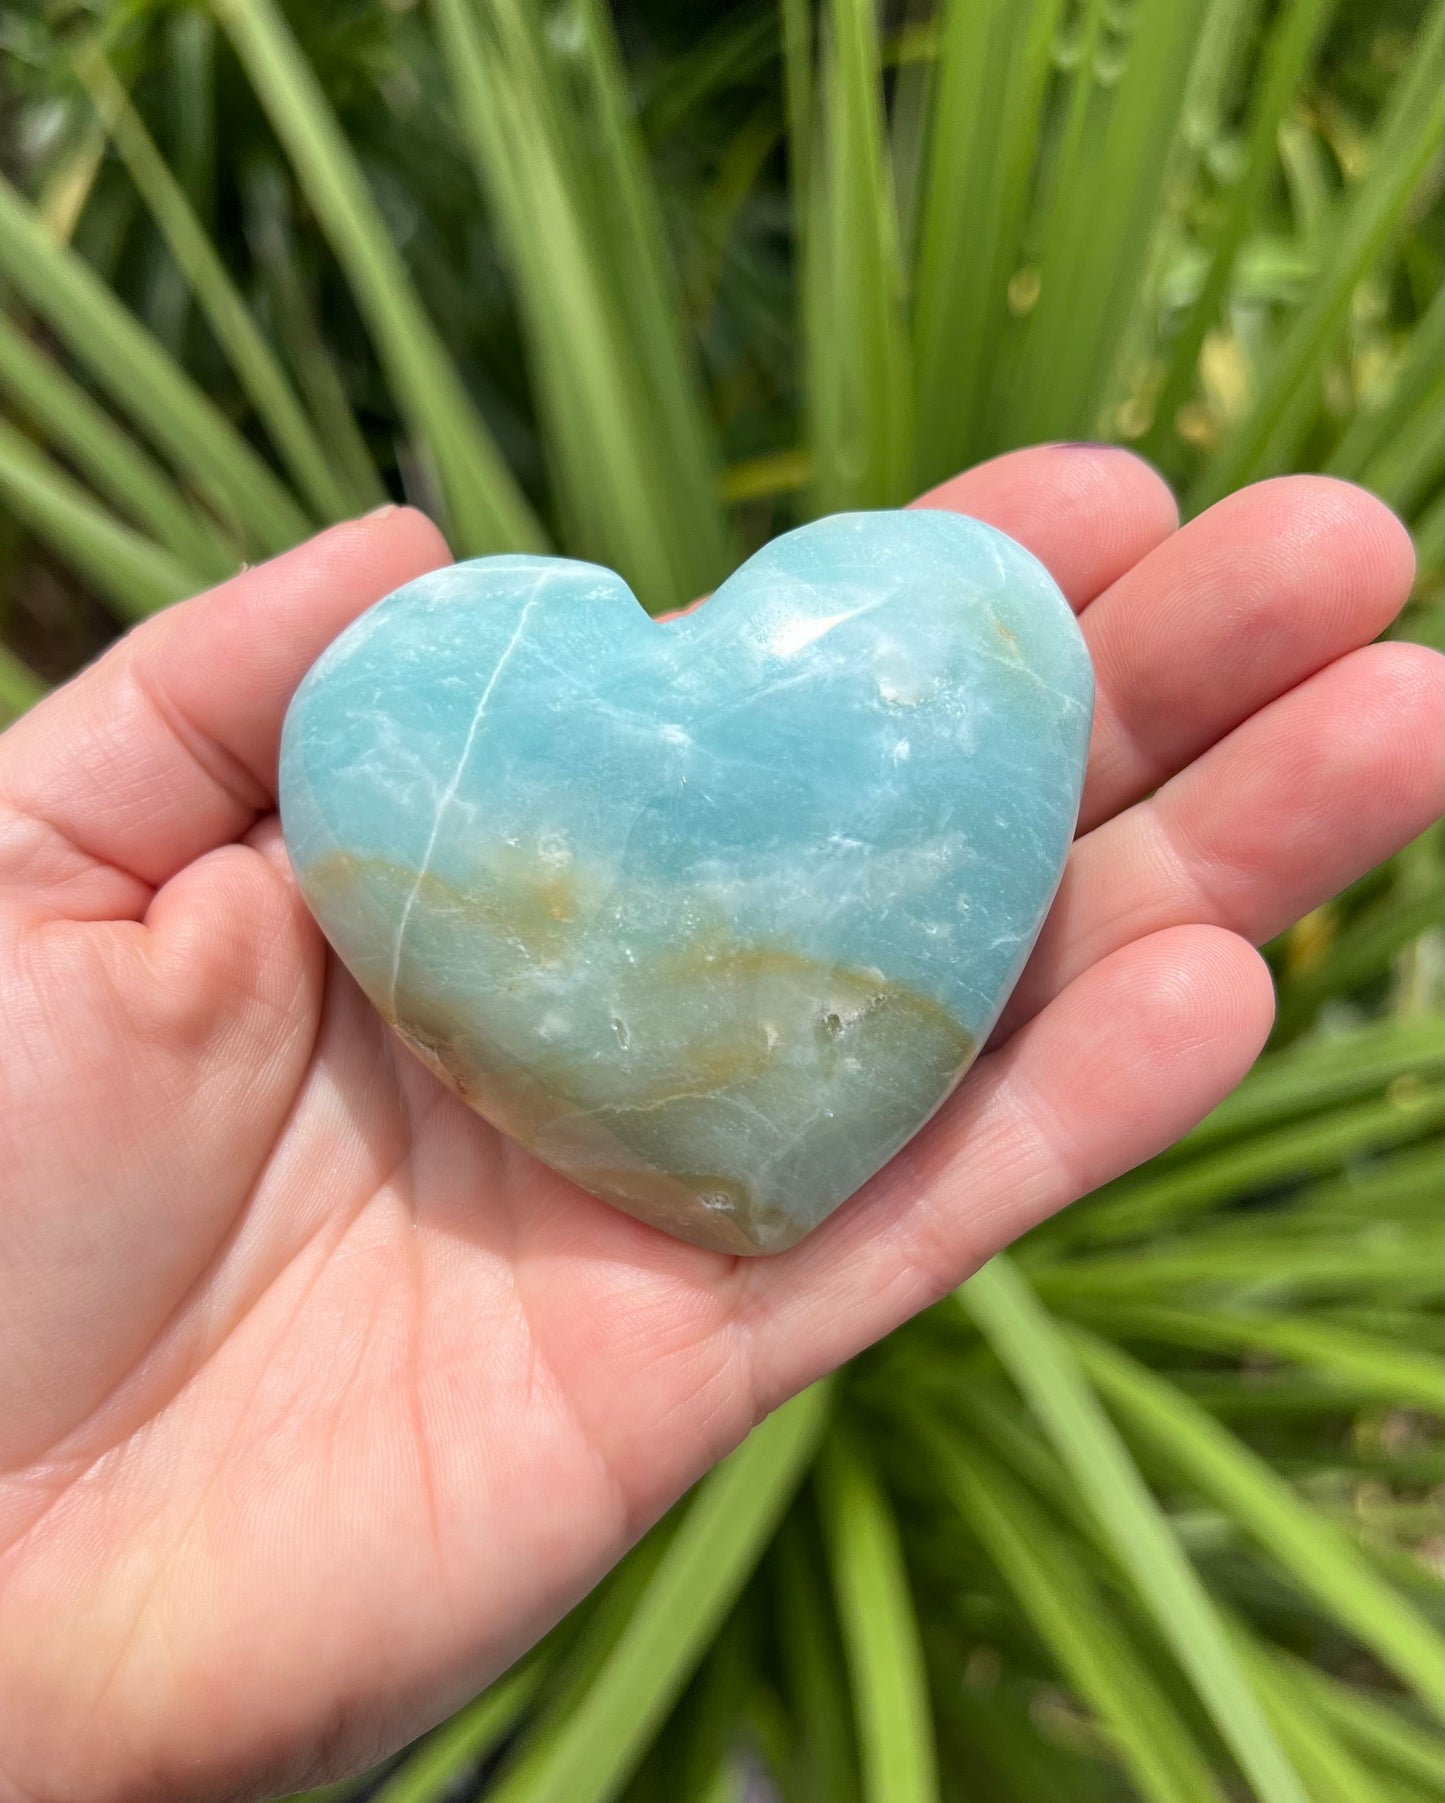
[299,850,973,1253]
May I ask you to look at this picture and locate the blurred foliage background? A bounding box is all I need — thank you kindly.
[0,1,1441,1799]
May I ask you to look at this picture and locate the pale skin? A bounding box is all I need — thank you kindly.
[0,447,1440,1803]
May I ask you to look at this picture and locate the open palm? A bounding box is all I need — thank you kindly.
[1,447,1440,1803]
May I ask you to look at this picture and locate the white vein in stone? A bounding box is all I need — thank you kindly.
[386,571,550,1014]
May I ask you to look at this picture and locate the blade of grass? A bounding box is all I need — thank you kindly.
[165,9,217,223]
[912,0,1067,472]
[886,16,933,270]
[1154,1014,1444,1159]
[212,0,543,556]
[942,1380,1441,1789]
[771,1514,861,1803]
[276,1779,378,1803]
[780,0,813,216]
[1231,1630,1407,1803]
[915,1414,1228,1803]
[76,43,361,524]
[1064,1299,1444,1407]
[1167,1367,1427,1417]
[1411,490,1443,584]
[1326,1301,1443,1349]
[368,1660,543,1803]
[0,308,235,579]
[1192,2,1445,507]
[1006,0,1212,443]
[1303,1141,1444,1222]
[430,0,729,611]
[0,414,205,618]
[1273,1646,1445,1791]
[239,161,387,514]
[1326,288,1445,484]
[1275,868,1445,1043]
[0,642,46,719]
[804,0,913,515]
[1357,372,1445,520]
[817,1428,938,1803]
[720,448,811,504]
[1069,1329,1445,1712]
[1143,0,1339,463]
[514,1524,681,1733]
[665,1611,756,1803]
[487,1381,832,1803]
[1032,1230,1442,1304]
[932,1657,1123,1803]
[744,1689,795,1803]
[909,0,1019,487]
[37,119,108,245]
[1071,1083,1443,1243]
[143,9,219,349]
[640,10,778,145]
[569,0,736,593]
[0,169,309,554]
[963,0,1077,465]
[961,1255,1309,1803]
[689,106,785,326]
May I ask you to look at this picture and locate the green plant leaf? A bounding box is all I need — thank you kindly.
[771,1513,861,1803]
[488,1381,832,1803]
[0,309,234,580]
[817,1428,938,1803]
[1143,0,1339,462]
[1157,1014,1444,1159]
[1065,1300,1445,1407]
[212,0,544,557]
[1230,1630,1409,1803]
[911,0,1058,486]
[1327,288,1445,487]
[1274,852,1445,1044]
[1193,2,1445,506]
[36,119,108,246]
[918,1414,1227,1803]
[75,42,362,524]
[367,1660,543,1803]
[1357,372,1445,521]
[1004,0,1212,443]
[803,0,913,514]
[1032,1229,1442,1305]
[0,641,46,720]
[0,169,309,556]
[430,0,730,612]
[1069,1329,1445,1713]
[0,413,206,618]
[1273,1645,1445,1792]
[780,0,814,216]
[961,1255,1309,1803]
[239,161,388,514]
[1072,1084,1443,1243]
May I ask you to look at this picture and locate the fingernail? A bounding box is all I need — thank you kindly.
[365,502,397,519]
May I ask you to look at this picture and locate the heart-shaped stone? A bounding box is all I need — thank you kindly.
[280,511,1092,1253]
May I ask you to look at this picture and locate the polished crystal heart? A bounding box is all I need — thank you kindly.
[279,511,1093,1253]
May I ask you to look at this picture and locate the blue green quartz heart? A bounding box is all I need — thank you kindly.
[279,512,1092,1253]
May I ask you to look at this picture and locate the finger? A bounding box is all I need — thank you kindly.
[995,641,1445,1039]
[912,443,1179,610]
[0,507,450,920]
[744,925,1274,1402]
[1,829,322,1464]
[1078,476,1416,833]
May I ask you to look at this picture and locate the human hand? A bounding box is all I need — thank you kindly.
[1,449,1439,1802]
